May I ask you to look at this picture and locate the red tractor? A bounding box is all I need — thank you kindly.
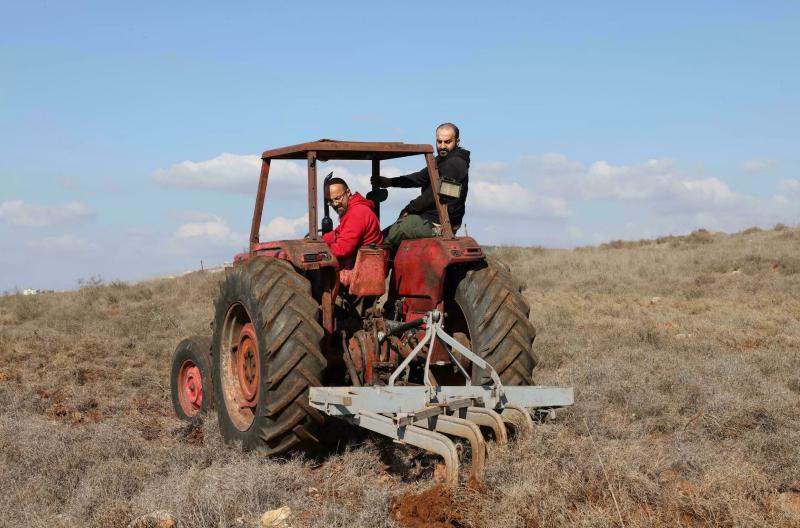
[170,140,570,486]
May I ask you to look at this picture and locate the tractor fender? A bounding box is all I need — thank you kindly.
[234,239,340,271]
[392,237,484,320]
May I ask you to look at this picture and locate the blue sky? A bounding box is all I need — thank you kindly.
[1,1,798,291]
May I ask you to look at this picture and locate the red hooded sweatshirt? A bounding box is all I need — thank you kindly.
[322,192,383,268]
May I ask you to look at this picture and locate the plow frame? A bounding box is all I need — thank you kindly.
[309,310,574,486]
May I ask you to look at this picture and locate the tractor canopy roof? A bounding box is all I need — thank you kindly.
[261,139,433,161]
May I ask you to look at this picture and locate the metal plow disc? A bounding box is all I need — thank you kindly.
[309,310,574,487]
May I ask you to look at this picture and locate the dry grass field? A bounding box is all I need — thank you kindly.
[1,226,799,527]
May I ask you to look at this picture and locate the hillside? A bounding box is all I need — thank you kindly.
[1,226,799,527]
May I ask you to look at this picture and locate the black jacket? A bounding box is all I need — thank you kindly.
[389,147,470,226]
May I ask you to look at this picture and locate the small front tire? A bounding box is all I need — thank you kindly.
[170,336,214,420]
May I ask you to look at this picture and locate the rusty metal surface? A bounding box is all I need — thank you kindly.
[249,159,271,247]
[236,323,260,408]
[347,330,375,385]
[338,247,387,297]
[320,268,335,338]
[219,302,258,432]
[262,139,432,161]
[434,414,486,485]
[392,237,484,317]
[235,240,340,272]
[424,152,454,239]
[252,141,455,259]
[177,360,203,417]
[307,151,319,241]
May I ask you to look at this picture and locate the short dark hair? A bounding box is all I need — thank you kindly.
[326,177,349,190]
[436,122,460,139]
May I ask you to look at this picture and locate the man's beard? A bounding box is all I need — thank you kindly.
[438,148,449,157]
[335,206,346,217]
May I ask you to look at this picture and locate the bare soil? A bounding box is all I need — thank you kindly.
[391,484,467,528]
[1,226,799,527]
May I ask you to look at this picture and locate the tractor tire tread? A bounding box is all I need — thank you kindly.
[454,260,537,385]
[213,256,325,455]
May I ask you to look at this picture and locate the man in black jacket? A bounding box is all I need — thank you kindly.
[371,122,470,246]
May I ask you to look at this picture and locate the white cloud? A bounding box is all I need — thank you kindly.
[457,152,800,247]
[151,154,422,226]
[468,180,571,219]
[259,214,309,240]
[173,216,245,247]
[167,212,312,251]
[471,161,510,182]
[741,159,777,174]
[149,152,798,251]
[26,234,98,254]
[152,153,306,195]
[582,159,675,200]
[522,153,584,180]
[0,200,95,227]
[672,177,741,210]
[521,154,746,213]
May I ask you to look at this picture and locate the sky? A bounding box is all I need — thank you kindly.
[1,1,798,291]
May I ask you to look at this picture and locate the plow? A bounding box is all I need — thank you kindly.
[309,309,572,486]
[170,139,573,487]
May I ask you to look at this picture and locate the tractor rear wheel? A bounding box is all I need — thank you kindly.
[449,258,538,385]
[212,257,326,455]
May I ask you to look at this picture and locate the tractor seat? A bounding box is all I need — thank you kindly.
[365,188,388,208]
[338,245,389,297]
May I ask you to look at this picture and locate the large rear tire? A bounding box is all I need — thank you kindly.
[450,258,538,385]
[212,257,326,455]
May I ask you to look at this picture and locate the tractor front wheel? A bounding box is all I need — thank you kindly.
[212,257,326,455]
[170,336,214,420]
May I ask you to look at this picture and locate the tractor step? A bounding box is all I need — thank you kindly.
[308,310,574,487]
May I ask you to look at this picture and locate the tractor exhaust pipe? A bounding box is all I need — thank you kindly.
[321,171,334,235]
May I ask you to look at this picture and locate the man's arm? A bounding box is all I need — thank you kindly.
[389,167,429,188]
[372,167,429,189]
[403,156,467,215]
[324,216,365,260]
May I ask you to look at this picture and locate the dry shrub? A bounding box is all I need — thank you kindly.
[686,228,714,244]
[8,294,46,322]
[1,227,800,527]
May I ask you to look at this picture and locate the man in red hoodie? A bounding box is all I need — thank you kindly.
[322,177,383,269]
